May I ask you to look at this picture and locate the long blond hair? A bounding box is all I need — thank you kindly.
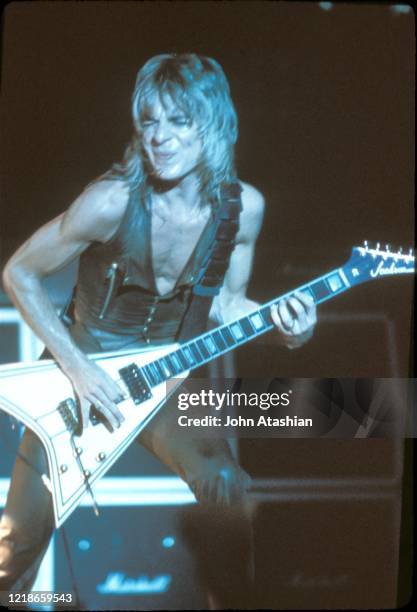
[106,53,238,202]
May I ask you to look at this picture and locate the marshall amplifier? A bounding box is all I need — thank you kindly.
[252,491,405,609]
[54,504,208,611]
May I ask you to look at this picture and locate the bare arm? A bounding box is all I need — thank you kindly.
[209,181,316,349]
[2,179,129,430]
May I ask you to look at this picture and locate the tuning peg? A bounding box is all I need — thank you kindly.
[409,248,414,257]
[376,242,380,252]
[381,244,390,259]
[363,240,369,251]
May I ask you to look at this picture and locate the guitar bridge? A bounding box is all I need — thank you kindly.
[58,398,79,434]
[119,363,152,405]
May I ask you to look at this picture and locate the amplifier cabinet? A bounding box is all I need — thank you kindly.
[253,492,402,609]
[54,504,207,611]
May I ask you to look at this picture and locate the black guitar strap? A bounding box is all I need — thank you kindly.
[178,182,243,342]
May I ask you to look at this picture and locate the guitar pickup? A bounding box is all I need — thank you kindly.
[118,363,152,405]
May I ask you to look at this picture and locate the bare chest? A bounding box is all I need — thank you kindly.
[150,209,210,295]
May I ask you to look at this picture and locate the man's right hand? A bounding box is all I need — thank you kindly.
[65,356,126,434]
[1,180,131,435]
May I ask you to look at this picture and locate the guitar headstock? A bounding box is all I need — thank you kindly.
[342,241,415,286]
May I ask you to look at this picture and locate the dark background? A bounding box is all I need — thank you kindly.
[1,1,414,376]
[0,6,414,606]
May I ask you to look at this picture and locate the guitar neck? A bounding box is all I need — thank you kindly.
[140,265,352,388]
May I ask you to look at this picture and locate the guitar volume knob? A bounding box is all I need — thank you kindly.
[96,452,106,462]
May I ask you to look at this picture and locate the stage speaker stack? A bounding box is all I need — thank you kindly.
[244,438,410,609]
[236,307,412,609]
[54,505,207,611]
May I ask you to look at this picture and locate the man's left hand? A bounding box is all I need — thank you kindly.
[270,290,317,349]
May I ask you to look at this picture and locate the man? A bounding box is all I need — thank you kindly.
[0,54,316,593]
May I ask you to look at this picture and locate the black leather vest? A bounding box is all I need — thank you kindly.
[74,183,219,345]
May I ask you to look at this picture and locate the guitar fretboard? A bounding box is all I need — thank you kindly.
[141,266,350,388]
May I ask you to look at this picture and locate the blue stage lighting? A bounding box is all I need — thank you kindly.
[162,536,176,548]
[390,4,412,14]
[78,539,91,551]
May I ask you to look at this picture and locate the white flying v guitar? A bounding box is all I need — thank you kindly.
[0,242,414,527]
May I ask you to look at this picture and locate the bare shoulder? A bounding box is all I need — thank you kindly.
[62,178,130,243]
[240,181,265,215]
[237,181,265,243]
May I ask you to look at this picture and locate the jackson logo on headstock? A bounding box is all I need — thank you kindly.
[370,260,411,278]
